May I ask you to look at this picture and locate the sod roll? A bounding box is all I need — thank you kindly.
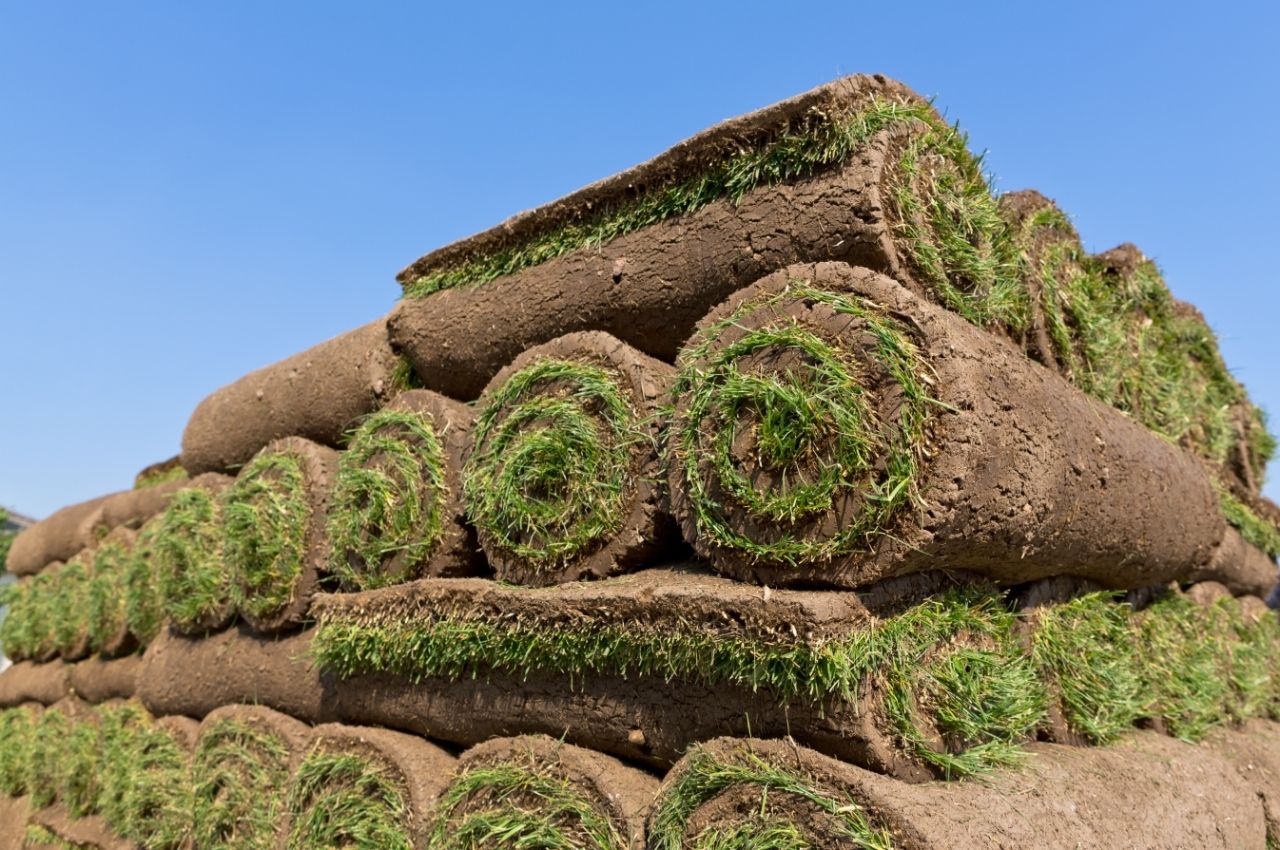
[137,625,332,723]
[181,318,404,475]
[465,331,676,585]
[192,704,314,850]
[6,494,112,576]
[109,713,197,850]
[648,735,1267,850]
[0,662,70,708]
[667,261,1226,589]
[328,389,478,591]
[0,796,31,850]
[0,702,41,797]
[286,723,455,850]
[85,527,136,657]
[3,568,63,663]
[133,456,188,490]
[390,75,1023,401]
[429,735,657,850]
[92,474,206,540]
[49,553,93,661]
[67,654,142,703]
[996,189,1086,373]
[151,473,236,636]
[1189,526,1279,598]
[224,436,338,631]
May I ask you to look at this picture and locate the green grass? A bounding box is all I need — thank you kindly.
[135,464,189,490]
[427,759,626,850]
[1030,592,1145,743]
[691,821,817,850]
[0,705,38,795]
[669,282,938,567]
[0,508,14,572]
[286,749,414,850]
[388,355,425,393]
[192,717,293,850]
[329,408,451,590]
[222,451,310,623]
[87,534,133,653]
[464,357,646,574]
[154,486,237,633]
[125,520,166,645]
[26,705,71,808]
[117,720,195,850]
[56,716,104,818]
[0,579,34,660]
[1219,489,1280,558]
[50,555,92,658]
[97,702,155,835]
[648,745,895,850]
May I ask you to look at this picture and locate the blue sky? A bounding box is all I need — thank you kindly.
[2,2,1278,518]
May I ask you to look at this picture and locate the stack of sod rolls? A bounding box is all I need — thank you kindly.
[4,73,1280,846]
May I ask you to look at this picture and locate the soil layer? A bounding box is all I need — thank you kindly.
[0,662,70,708]
[7,495,113,577]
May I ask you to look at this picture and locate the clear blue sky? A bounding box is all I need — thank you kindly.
[3,2,1278,518]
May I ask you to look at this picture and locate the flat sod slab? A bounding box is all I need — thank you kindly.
[650,734,1270,850]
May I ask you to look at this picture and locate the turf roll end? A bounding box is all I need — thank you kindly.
[465,331,676,586]
[328,389,479,591]
[152,474,236,636]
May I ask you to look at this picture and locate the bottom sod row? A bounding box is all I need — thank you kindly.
[3,698,1280,850]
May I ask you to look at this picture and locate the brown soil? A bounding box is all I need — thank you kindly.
[1190,526,1278,598]
[137,625,335,723]
[1209,720,1280,843]
[67,654,142,703]
[25,804,131,850]
[442,735,658,850]
[180,318,401,475]
[658,734,1267,849]
[334,389,481,586]
[996,189,1083,373]
[0,796,31,850]
[302,723,457,847]
[388,81,950,402]
[235,437,337,633]
[469,332,678,585]
[6,494,113,576]
[0,661,70,707]
[93,474,222,539]
[669,262,1227,590]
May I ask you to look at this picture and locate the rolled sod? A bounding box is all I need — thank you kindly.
[667,261,1226,590]
[1189,526,1279,598]
[86,527,136,657]
[25,698,79,808]
[151,473,236,636]
[389,75,1021,401]
[648,735,1267,850]
[285,723,455,850]
[0,568,62,664]
[429,735,657,850]
[109,714,198,850]
[0,702,41,796]
[181,318,404,475]
[192,704,314,850]
[328,389,479,591]
[137,624,333,724]
[67,654,143,703]
[996,189,1086,373]
[223,436,338,632]
[133,456,188,490]
[6,494,113,577]
[312,570,1045,777]
[464,331,677,585]
[91,473,209,541]
[49,552,93,661]
[0,661,70,708]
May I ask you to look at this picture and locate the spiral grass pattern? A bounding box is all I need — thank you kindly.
[155,485,236,634]
[465,333,669,584]
[328,393,470,591]
[223,449,309,625]
[285,749,414,850]
[428,756,626,850]
[50,555,92,659]
[125,519,165,646]
[193,716,293,850]
[669,281,935,578]
[649,745,894,850]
